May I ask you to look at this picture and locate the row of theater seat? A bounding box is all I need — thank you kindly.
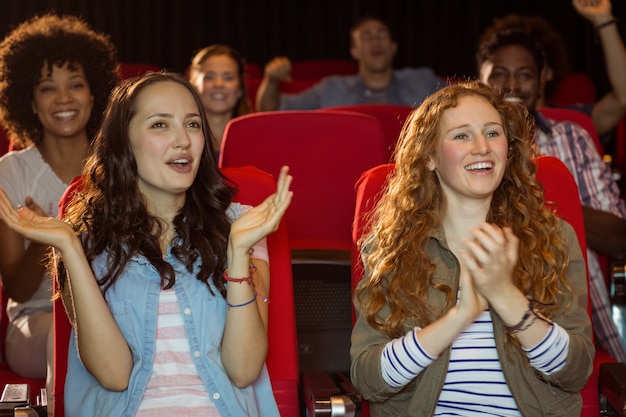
[0,60,624,416]
[216,108,625,417]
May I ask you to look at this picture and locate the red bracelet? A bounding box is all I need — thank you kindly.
[223,269,252,284]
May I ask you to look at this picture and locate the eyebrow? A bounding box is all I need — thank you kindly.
[446,121,503,134]
[146,112,202,119]
[492,64,537,72]
[36,74,87,85]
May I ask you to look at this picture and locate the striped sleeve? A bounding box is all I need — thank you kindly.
[380,328,437,388]
[524,323,570,374]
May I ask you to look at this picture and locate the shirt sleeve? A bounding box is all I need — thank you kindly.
[524,323,570,375]
[380,327,436,387]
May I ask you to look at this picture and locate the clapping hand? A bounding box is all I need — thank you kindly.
[0,188,74,252]
[458,222,519,304]
[228,166,293,253]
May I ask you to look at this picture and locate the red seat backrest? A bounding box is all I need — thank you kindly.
[53,166,299,417]
[550,72,596,108]
[0,123,10,157]
[119,62,161,80]
[219,110,389,252]
[324,104,414,157]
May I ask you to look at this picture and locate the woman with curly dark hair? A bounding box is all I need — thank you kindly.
[0,71,292,416]
[0,11,119,395]
[351,81,594,416]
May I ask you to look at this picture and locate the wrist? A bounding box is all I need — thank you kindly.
[595,17,618,31]
[267,74,283,84]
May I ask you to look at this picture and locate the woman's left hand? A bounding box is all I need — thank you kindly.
[229,166,293,254]
[459,222,519,302]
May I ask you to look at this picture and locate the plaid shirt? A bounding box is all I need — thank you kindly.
[534,111,626,361]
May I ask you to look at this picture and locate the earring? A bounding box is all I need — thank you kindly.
[31,103,37,114]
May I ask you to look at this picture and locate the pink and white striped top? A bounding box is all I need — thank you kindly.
[136,289,221,416]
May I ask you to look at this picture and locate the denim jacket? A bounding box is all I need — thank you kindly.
[64,203,279,417]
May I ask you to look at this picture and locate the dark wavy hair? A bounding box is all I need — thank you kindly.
[56,72,236,297]
[476,15,570,102]
[188,44,252,118]
[0,12,119,147]
[356,81,571,339]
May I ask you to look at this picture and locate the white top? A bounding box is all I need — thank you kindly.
[0,146,66,321]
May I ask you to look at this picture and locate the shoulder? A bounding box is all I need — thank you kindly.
[393,67,439,82]
[539,115,593,147]
[0,146,39,165]
[316,74,360,88]
[0,147,40,185]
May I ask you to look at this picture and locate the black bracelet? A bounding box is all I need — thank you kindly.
[596,18,618,31]
[505,297,553,334]
[505,308,533,334]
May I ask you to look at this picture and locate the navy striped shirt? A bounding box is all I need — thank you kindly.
[381,309,569,416]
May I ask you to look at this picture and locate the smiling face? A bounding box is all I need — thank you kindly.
[128,80,206,208]
[479,44,543,112]
[429,95,509,204]
[32,62,94,142]
[190,54,243,117]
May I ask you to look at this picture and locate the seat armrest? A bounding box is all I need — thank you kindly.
[302,372,363,417]
[599,362,626,417]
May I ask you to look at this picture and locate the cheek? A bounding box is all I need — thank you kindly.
[226,81,242,96]
[192,134,206,152]
[487,77,505,89]
[439,145,464,165]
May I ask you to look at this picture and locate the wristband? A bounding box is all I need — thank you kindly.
[596,18,618,31]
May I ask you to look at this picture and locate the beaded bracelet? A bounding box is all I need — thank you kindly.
[227,292,257,308]
[596,18,618,31]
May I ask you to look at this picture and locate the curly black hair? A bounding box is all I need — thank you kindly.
[476,14,571,102]
[0,12,120,147]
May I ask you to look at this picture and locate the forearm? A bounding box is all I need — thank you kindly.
[62,236,132,391]
[221,249,268,387]
[380,309,469,388]
[487,287,553,349]
[255,78,282,111]
[596,20,626,105]
[582,205,626,258]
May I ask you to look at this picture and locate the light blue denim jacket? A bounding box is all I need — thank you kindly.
[64,203,279,417]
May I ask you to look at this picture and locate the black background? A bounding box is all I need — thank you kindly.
[2,0,625,95]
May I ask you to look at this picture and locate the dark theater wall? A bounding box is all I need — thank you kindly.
[0,0,624,94]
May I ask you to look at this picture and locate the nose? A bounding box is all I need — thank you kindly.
[503,74,519,93]
[213,75,224,87]
[472,134,489,154]
[55,86,73,103]
[173,126,192,149]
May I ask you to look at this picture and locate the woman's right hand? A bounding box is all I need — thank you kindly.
[456,255,489,324]
[0,188,75,252]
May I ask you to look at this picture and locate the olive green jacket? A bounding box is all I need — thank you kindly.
[350,221,594,417]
